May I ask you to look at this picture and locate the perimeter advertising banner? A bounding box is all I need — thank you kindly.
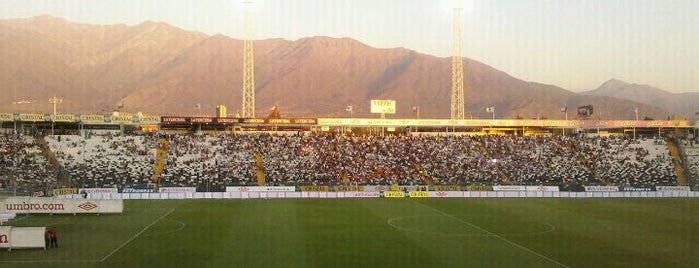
[621,185,656,192]
[346,192,381,198]
[7,227,45,250]
[300,186,330,192]
[0,113,13,122]
[408,191,429,198]
[363,185,391,192]
[79,188,119,194]
[138,116,161,124]
[656,186,691,192]
[19,114,44,122]
[383,191,405,198]
[584,186,620,192]
[51,114,75,122]
[493,186,527,191]
[1,198,123,214]
[121,188,155,193]
[316,118,692,128]
[159,187,196,193]
[52,188,78,196]
[109,115,133,124]
[0,226,46,250]
[161,116,188,124]
[226,186,296,192]
[467,185,494,191]
[432,185,462,191]
[0,226,10,248]
[525,186,560,192]
[429,191,464,198]
[334,185,365,192]
[80,114,106,123]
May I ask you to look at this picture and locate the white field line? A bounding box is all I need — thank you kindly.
[413,201,570,268]
[100,208,175,262]
[0,259,99,263]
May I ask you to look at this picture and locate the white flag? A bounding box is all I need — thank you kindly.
[346,105,353,112]
[485,107,494,113]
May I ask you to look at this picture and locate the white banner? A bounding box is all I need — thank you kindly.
[656,186,691,192]
[363,185,391,192]
[159,187,196,193]
[348,192,381,198]
[429,191,463,198]
[1,198,123,214]
[9,227,46,250]
[0,226,10,248]
[585,186,620,192]
[225,186,296,192]
[525,186,560,192]
[79,188,118,194]
[493,185,527,191]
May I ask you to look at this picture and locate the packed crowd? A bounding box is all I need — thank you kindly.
[679,139,699,188]
[46,132,156,189]
[0,132,56,194]
[3,131,683,192]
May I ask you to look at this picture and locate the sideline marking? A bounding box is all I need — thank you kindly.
[0,259,99,264]
[413,201,570,268]
[100,208,175,262]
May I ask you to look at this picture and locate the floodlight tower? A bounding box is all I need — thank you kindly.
[450,8,465,120]
[49,95,62,115]
[241,1,256,118]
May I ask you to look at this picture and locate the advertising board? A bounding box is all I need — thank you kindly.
[524,186,560,192]
[584,186,620,192]
[159,187,196,193]
[0,226,10,249]
[370,99,396,114]
[429,191,463,198]
[493,186,527,191]
[383,191,405,198]
[79,188,119,194]
[226,186,296,192]
[409,191,429,198]
[1,198,123,214]
[300,186,330,192]
[363,185,391,192]
[656,186,690,192]
[8,227,45,250]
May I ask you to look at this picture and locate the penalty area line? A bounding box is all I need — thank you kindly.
[100,208,175,262]
[413,201,570,268]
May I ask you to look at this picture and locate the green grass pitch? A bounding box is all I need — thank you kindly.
[2,198,699,268]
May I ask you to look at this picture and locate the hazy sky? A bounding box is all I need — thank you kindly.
[2,0,698,92]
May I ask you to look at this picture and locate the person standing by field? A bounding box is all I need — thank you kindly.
[48,227,58,248]
[44,228,50,249]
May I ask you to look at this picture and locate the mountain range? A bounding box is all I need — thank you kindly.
[0,16,696,120]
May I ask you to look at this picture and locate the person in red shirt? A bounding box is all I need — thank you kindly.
[48,228,58,248]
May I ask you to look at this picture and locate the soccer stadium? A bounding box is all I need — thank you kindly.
[1,115,699,267]
[2,1,699,267]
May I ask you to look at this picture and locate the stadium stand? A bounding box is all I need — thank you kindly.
[3,132,686,193]
[679,138,699,188]
[46,133,157,189]
[0,133,57,195]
